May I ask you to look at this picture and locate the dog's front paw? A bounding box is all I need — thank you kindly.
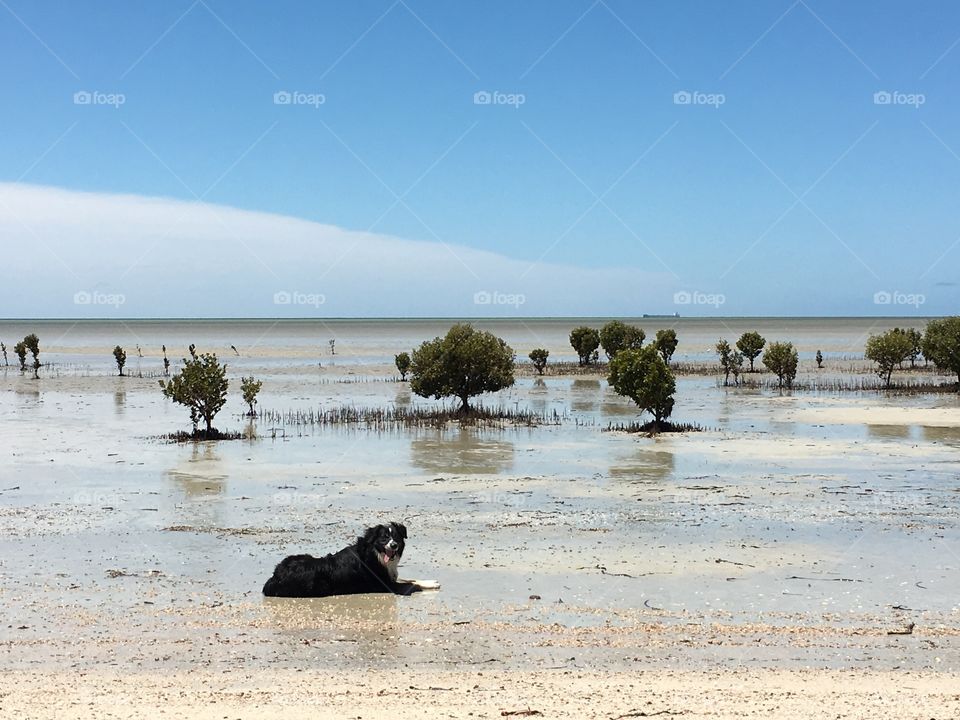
[416,580,441,591]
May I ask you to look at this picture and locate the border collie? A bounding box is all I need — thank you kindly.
[262,522,439,597]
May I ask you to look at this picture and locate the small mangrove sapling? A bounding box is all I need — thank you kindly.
[730,350,745,386]
[762,341,799,390]
[599,321,645,360]
[892,327,923,368]
[159,352,229,437]
[23,333,40,379]
[654,329,678,366]
[394,352,411,380]
[922,317,960,383]
[716,339,733,386]
[241,376,263,417]
[607,345,676,432]
[736,332,766,372]
[865,330,913,389]
[113,345,127,376]
[569,326,601,367]
[14,341,27,372]
[529,348,549,375]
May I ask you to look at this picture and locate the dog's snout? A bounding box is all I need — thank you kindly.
[386,539,398,550]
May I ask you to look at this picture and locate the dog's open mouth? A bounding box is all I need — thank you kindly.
[380,548,397,565]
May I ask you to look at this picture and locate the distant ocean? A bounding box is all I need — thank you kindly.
[0,317,932,370]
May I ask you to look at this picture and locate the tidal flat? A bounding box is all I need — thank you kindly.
[1,318,958,718]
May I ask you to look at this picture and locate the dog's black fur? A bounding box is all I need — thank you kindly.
[263,522,418,597]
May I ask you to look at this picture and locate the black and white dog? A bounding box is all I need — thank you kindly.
[262,522,440,598]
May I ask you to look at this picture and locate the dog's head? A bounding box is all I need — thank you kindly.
[362,522,407,570]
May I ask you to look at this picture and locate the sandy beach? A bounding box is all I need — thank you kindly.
[1,318,958,718]
[5,668,960,719]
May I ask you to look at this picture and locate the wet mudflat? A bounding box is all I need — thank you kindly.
[2,361,959,680]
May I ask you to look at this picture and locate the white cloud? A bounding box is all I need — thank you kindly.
[0,183,675,317]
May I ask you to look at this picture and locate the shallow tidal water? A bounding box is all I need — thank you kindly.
[1,318,959,672]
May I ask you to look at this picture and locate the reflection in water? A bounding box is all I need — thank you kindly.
[410,429,514,475]
[13,382,41,400]
[571,378,600,413]
[167,443,227,497]
[921,425,960,446]
[394,386,412,409]
[529,378,547,412]
[601,391,636,419]
[717,391,736,425]
[769,420,796,437]
[867,424,911,441]
[262,593,401,652]
[114,388,126,416]
[608,448,676,483]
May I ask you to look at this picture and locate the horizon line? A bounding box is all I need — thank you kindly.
[0,315,943,323]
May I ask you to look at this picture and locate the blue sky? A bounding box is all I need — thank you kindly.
[1,0,958,317]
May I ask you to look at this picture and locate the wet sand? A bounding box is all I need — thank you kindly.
[1,318,959,716]
[4,668,960,719]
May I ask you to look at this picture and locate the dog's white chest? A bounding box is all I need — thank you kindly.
[385,556,399,582]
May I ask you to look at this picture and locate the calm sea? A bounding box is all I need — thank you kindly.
[0,317,931,370]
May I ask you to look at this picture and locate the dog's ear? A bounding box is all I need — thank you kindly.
[361,525,380,545]
[394,522,407,539]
